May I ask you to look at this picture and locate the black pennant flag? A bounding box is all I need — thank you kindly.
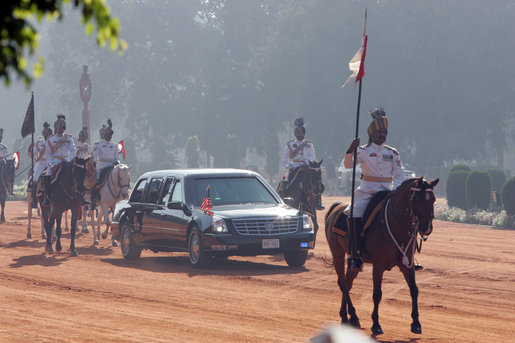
[21,92,35,138]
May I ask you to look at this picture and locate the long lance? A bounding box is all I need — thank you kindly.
[31,92,35,203]
[349,10,367,230]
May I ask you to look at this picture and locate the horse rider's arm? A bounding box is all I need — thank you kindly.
[282,142,291,168]
[66,136,77,162]
[306,142,316,162]
[392,150,405,190]
[344,146,363,169]
[113,142,120,163]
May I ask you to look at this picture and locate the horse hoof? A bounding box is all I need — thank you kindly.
[349,318,361,328]
[411,323,422,334]
[112,240,118,247]
[42,233,47,239]
[56,242,62,252]
[27,232,32,239]
[82,228,90,234]
[45,245,54,254]
[71,250,79,257]
[94,240,99,245]
[371,325,383,336]
[102,232,108,239]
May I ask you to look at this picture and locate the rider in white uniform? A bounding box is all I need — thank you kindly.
[282,117,324,210]
[42,114,76,205]
[344,107,405,272]
[0,128,15,195]
[75,127,91,205]
[28,122,52,205]
[91,119,119,209]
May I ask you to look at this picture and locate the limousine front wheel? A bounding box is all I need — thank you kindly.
[284,249,308,267]
[188,226,213,268]
[121,221,142,260]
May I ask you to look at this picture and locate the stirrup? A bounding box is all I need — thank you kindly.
[347,256,363,272]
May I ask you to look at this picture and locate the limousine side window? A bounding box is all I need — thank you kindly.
[170,180,183,204]
[158,177,175,205]
[146,178,163,204]
[130,178,148,203]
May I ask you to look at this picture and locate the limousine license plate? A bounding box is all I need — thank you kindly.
[262,238,280,249]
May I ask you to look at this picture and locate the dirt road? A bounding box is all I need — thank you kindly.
[0,198,513,342]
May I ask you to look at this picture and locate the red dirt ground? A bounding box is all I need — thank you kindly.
[0,198,513,343]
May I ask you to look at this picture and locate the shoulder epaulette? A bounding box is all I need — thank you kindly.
[64,133,72,138]
[384,145,399,155]
[304,139,312,143]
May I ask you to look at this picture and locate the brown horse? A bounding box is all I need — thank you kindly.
[0,159,15,222]
[277,160,324,236]
[325,177,439,335]
[37,157,89,256]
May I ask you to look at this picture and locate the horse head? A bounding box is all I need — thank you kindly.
[115,164,132,200]
[73,157,90,188]
[409,177,439,237]
[307,159,324,196]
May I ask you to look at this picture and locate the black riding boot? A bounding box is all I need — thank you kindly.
[347,217,363,272]
[90,188,97,210]
[316,194,325,210]
[78,184,90,206]
[42,176,51,205]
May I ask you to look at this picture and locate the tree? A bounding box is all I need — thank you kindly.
[185,136,201,168]
[0,0,124,86]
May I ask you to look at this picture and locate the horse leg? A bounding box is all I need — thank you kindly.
[55,215,62,252]
[101,205,110,239]
[401,265,422,334]
[27,193,32,239]
[343,264,360,327]
[93,208,99,245]
[0,199,5,222]
[64,210,69,232]
[40,205,47,239]
[371,265,385,335]
[81,205,90,234]
[70,211,78,257]
[43,210,54,253]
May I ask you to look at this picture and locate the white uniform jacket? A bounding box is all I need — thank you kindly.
[93,139,120,178]
[282,139,316,181]
[75,141,91,160]
[44,133,76,173]
[344,143,405,217]
[29,138,48,183]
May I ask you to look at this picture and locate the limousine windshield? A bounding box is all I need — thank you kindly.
[193,177,278,206]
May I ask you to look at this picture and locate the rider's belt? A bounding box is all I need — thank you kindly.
[291,159,304,163]
[53,156,66,160]
[362,175,392,183]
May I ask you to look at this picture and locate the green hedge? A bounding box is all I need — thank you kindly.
[466,171,491,210]
[487,167,506,194]
[501,177,515,215]
[447,170,470,210]
[449,164,472,174]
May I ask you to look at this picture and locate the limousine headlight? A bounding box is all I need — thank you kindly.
[302,214,313,231]
[212,215,228,233]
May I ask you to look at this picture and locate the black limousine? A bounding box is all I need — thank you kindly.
[111,169,315,267]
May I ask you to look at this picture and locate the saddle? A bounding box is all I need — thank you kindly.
[85,164,112,192]
[330,190,392,238]
[35,164,64,197]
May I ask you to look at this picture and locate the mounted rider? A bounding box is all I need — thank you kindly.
[282,117,324,210]
[27,122,52,206]
[90,119,120,210]
[344,107,405,272]
[0,128,15,195]
[42,114,77,205]
[75,126,92,205]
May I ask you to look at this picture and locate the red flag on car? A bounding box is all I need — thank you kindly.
[200,186,213,216]
[342,33,368,88]
[117,140,126,160]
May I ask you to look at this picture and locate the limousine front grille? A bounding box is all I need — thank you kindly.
[232,218,299,235]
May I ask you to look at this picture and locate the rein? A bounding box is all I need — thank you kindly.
[106,167,130,200]
[384,183,435,268]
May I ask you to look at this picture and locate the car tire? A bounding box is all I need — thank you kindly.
[188,225,213,268]
[120,221,142,260]
[283,249,308,267]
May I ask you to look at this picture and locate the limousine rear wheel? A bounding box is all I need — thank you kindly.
[283,249,308,267]
[121,221,142,260]
[188,226,213,268]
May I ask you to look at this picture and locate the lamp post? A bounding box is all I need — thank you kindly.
[79,65,92,144]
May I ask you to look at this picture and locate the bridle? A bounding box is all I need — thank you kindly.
[106,165,130,200]
[384,179,435,268]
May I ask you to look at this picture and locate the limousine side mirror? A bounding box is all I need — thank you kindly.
[167,202,192,216]
[282,197,296,208]
[167,201,182,210]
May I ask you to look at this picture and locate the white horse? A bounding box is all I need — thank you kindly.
[92,164,131,246]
